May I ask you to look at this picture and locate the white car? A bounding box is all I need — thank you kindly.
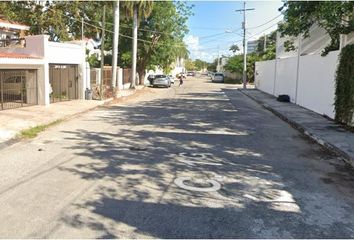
[167,75,175,84]
[212,72,224,83]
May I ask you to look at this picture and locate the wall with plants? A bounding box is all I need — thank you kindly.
[335,44,354,126]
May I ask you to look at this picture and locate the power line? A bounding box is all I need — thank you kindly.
[248,13,282,30]
[247,21,279,40]
[48,7,189,48]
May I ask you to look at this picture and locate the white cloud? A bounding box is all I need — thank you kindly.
[184,35,216,62]
[245,1,284,40]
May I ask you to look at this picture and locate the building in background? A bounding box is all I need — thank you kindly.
[247,40,258,54]
[0,18,29,47]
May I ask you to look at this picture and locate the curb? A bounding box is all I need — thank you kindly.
[240,89,354,167]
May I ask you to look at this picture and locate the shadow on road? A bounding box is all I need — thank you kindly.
[55,88,354,238]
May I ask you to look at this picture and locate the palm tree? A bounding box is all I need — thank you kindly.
[121,1,153,88]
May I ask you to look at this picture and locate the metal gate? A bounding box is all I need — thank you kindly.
[49,64,78,103]
[0,70,38,111]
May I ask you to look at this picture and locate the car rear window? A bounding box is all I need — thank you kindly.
[215,73,223,76]
[155,75,166,78]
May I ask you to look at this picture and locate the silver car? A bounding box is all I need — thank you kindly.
[167,75,175,84]
[152,74,171,88]
[212,73,224,83]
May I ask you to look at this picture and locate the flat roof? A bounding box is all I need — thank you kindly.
[0,52,41,59]
[0,19,30,31]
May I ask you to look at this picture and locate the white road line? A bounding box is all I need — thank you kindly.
[174,177,221,192]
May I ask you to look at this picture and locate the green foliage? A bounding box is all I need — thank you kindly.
[224,55,243,73]
[187,59,209,71]
[119,1,193,78]
[19,119,63,138]
[207,58,218,72]
[86,54,100,68]
[279,1,354,55]
[0,1,109,41]
[229,44,240,53]
[0,1,191,79]
[335,44,354,125]
[185,59,195,71]
[225,30,276,82]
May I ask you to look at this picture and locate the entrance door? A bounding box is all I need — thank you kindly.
[49,64,78,103]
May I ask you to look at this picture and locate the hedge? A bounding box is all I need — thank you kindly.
[335,44,354,126]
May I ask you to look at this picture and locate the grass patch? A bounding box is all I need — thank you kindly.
[19,119,64,139]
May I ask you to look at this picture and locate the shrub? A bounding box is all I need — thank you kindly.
[335,44,354,126]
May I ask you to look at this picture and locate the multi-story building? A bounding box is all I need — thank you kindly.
[247,40,258,54]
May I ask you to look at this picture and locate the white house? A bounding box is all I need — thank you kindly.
[0,34,88,111]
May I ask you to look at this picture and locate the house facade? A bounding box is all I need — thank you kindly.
[0,34,88,111]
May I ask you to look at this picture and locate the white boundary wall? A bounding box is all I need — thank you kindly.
[255,50,340,119]
[255,60,275,95]
[274,57,298,103]
[296,51,339,119]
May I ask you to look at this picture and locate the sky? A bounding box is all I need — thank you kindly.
[184,1,284,62]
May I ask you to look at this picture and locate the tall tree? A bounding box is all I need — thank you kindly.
[0,1,111,41]
[121,1,153,88]
[279,1,354,55]
[123,1,192,82]
[229,44,240,54]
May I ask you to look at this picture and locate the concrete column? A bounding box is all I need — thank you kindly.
[78,63,85,100]
[117,67,123,90]
[86,62,91,90]
[37,63,50,106]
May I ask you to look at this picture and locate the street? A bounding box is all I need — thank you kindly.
[1,76,354,238]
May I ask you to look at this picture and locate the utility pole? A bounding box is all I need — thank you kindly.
[100,5,106,100]
[236,2,254,89]
[81,17,84,40]
[264,34,267,52]
[112,0,120,89]
[131,5,138,89]
[217,45,220,72]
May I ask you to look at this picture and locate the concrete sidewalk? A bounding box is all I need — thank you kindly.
[0,87,144,148]
[241,89,354,166]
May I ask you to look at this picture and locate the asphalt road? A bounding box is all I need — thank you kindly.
[1,77,354,238]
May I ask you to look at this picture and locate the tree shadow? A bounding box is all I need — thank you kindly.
[52,88,354,238]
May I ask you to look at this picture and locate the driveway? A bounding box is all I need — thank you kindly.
[1,77,354,238]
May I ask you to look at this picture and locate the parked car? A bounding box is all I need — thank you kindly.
[212,72,224,83]
[187,71,195,76]
[152,74,171,88]
[2,76,23,96]
[167,75,175,84]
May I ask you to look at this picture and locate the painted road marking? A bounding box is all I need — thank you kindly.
[174,177,221,192]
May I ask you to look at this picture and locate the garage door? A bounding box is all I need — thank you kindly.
[0,70,38,111]
[49,64,78,103]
